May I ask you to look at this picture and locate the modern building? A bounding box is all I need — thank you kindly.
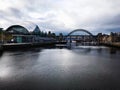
[5,25,41,43]
[4,24,56,44]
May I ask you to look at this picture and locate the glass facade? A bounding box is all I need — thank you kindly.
[6,25,29,35]
[5,25,43,43]
[6,25,32,43]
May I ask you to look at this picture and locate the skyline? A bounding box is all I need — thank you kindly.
[0,0,120,34]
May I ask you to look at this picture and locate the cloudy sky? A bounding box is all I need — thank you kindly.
[0,0,120,34]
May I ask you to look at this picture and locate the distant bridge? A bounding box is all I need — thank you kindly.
[66,29,97,45]
[67,29,94,36]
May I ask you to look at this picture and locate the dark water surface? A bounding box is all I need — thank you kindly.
[0,46,120,90]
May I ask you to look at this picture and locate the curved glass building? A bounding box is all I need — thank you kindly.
[6,25,30,35]
[5,25,41,43]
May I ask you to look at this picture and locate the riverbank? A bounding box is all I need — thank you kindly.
[101,42,120,48]
[1,42,56,50]
[1,42,120,51]
[112,42,120,47]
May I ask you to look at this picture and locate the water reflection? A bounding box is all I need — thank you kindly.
[0,46,120,89]
[109,48,117,54]
[0,51,3,57]
[71,45,120,55]
[0,48,42,78]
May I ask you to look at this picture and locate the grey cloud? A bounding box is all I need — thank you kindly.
[0,0,120,34]
[0,11,7,19]
[105,14,120,25]
[9,8,23,19]
[0,10,13,22]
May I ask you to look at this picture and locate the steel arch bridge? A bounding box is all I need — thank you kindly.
[66,29,96,43]
[67,29,93,36]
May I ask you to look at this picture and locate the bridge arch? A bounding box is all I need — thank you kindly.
[66,29,95,43]
[67,29,93,36]
[66,29,97,46]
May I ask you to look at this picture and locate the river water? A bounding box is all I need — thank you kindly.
[0,46,120,90]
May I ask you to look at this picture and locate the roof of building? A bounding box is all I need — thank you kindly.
[33,25,41,33]
[6,25,29,34]
[5,24,41,34]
